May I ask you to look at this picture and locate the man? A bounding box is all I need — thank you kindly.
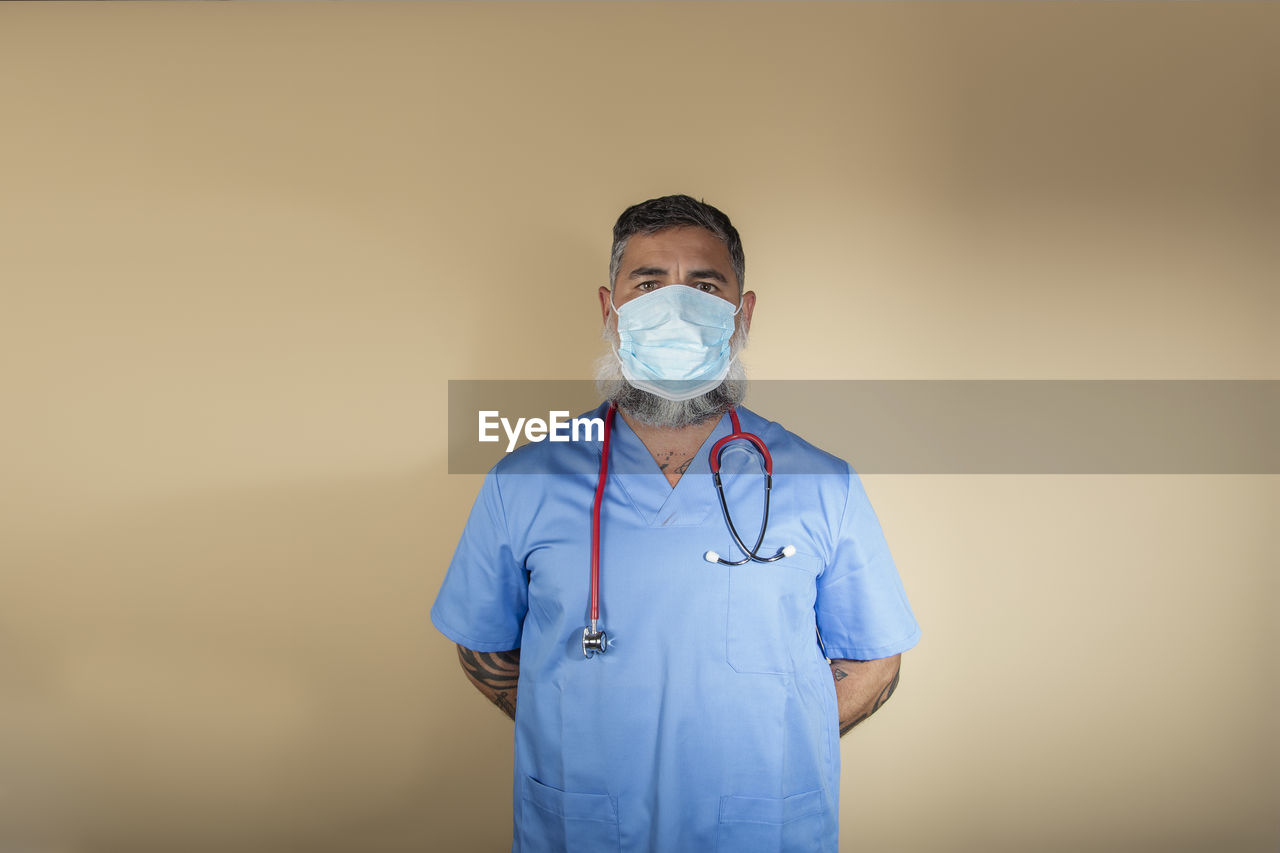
[431,195,920,852]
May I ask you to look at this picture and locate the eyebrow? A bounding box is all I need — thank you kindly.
[627,266,668,279]
[626,266,728,283]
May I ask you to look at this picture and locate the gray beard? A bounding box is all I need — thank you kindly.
[594,323,749,429]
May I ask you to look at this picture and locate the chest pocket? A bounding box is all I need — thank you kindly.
[726,552,823,675]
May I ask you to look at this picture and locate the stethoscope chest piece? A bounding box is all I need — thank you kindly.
[582,626,607,658]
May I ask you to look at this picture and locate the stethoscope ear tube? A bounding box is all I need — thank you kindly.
[706,409,793,565]
[708,469,791,565]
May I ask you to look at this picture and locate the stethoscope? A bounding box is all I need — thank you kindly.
[582,403,794,657]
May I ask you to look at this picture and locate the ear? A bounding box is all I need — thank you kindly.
[598,286,613,324]
[739,290,757,332]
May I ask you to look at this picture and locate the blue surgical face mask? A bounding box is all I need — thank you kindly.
[611,285,742,402]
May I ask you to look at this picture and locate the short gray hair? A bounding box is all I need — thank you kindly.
[609,195,745,292]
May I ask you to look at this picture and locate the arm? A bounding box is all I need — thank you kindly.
[456,644,520,721]
[830,654,901,736]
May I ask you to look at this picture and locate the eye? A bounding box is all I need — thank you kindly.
[637,280,660,291]
[694,282,718,293]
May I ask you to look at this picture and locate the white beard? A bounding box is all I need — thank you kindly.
[594,314,749,428]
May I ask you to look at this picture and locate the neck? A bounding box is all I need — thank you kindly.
[617,406,726,488]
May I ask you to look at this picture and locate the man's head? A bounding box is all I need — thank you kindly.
[596,195,756,427]
[608,195,746,294]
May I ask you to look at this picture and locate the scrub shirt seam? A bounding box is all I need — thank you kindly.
[822,623,921,660]
[831,461,857,573]
[490,469,518,559]
[429,612,521,652]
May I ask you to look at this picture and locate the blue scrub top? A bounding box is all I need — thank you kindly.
[431,403,921,853]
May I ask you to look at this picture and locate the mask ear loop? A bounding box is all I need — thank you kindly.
[607,289,623,366]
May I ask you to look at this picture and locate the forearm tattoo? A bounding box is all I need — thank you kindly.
[837,662,901,736]
[491,689,516,718]
[457,647,521,719]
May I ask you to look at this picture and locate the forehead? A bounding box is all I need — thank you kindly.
[619,226,734,275]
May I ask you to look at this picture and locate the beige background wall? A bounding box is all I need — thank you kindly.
[1,3,1275,852]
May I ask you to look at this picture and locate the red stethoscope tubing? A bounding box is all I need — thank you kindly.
[709,408,771,475]
[589,403,617,625]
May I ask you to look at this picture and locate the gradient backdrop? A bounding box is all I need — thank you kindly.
[1,2,1276,852]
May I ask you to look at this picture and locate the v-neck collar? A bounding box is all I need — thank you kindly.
[607,407,735,528]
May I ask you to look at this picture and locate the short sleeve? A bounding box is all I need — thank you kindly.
[430,470,528,652]
[815,464,921,660]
